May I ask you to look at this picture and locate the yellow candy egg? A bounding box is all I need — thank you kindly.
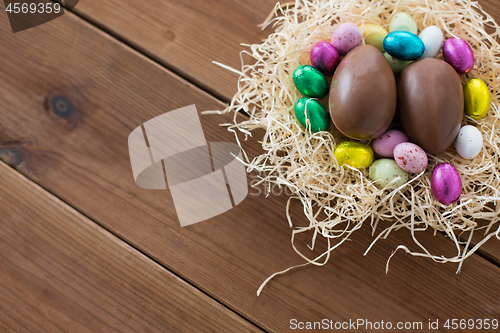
[464,78,490,120]
[334,141,374,169]
[360,23,388,52]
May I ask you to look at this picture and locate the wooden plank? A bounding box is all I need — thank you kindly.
[69,0,274,101]
[0,161,263,333]
[67,0,499,103]
[0,7,500,333]
[66,0,500,264]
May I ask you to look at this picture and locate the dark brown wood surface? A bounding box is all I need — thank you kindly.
[0,162,262,333]
[0,1,499,332]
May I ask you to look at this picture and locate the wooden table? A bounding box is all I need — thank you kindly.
[1,1,499,332]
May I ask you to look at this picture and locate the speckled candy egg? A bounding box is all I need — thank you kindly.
[372,129,409,157]
[393,142,428,173]
[334,141,374,170]
[293,65,329,98]
[310,41,340,76]
[418,26,444,59]
[294,97,331,132]
[431,163,462,205]
[369,159,409,188]
[443,38,474,75]
[464,78,490,120]
[455,125,483,159]
[389,12,418,34]
[331,23,362,55]
[384,31,425,61]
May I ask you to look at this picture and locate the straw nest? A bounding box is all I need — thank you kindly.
[207,0,500,293]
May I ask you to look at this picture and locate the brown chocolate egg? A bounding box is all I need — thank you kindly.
[329,45,397,140]
[398,58,463,155]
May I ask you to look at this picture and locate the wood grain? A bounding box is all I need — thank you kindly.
[67,0,500,102]
[65,0,500,264]
[0,4,500,333]
[0,161,263,333]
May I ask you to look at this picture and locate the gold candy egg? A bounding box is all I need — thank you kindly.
[464,78,490,120]
[334,141,374,169]
[360,23,388,52]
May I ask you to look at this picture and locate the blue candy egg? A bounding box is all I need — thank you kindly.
[384,31,425,61]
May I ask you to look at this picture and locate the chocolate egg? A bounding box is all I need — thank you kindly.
[464,78,490,119]
[294,97,330,132]
[397,58,463,154]
[334,141,374,169]
[431,163,462,205]
[329,45,397,140]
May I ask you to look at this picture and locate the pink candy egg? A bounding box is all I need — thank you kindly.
[393,142,428,173]
[443,38,474,75]
[372,129,409,158]
[331,23,362,55]
[310,41,340,76]
[431,163,462,205]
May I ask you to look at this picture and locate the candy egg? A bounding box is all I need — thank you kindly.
[384,52,413,74]
[369,159,409,188]
[329,45,397,140]
[334,141,374,170]
[331,23,362,55]
[310,41,340,76]
[389,12,418,34]
[418,26,444,59]
[431,163,462,205]
[384,31,425,61]
[464,78,490,119]
[372,129,409,157]
[398,58,464,154]
[293,65,329,98]
[455,125,483,159]
[443,38,474,75]
[360,23,388,52]
[393,142,428,173]
[294,97,330,132]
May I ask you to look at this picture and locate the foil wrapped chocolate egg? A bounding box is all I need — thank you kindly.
[464,78,490,120]
[431,163,462,205]
[443,38,474,75]
[293,65,329,99]
[334,141,374,170]
[329,45,397,140]
[310,41,340,76]
[294,97,330,132]
[397,58,463,155]
[384,31,425,61]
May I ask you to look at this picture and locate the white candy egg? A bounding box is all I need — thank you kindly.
[418,26,444,59]
[455,125,483,159]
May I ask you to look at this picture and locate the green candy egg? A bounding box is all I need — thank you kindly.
[464,78,490,120]
[293,65,329,99]
[384,52,413,74]
[294,97,331,132]
[389,12,418,34]
[369,159,409,188]
[334,141,374,170]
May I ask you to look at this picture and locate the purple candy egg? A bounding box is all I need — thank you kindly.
[431,163,462,205]
[310,41,340,76]
[372,129,409,158]
[442,38,474,75]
